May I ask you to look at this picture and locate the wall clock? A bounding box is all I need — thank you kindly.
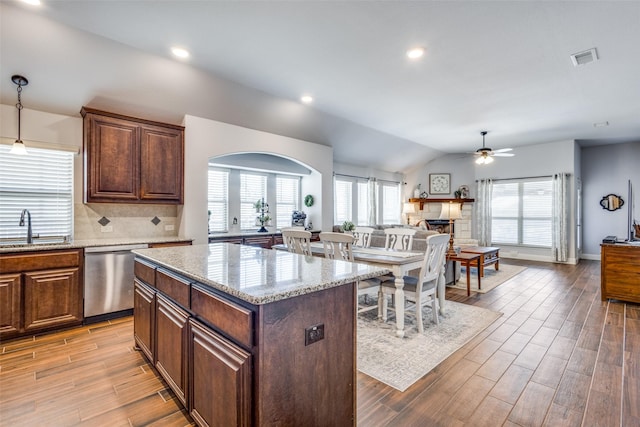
[429,173,450,195]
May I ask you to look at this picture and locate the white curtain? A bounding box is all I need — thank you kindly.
[475,179,493,246]
[367,178,377,225]
[552,173,570,262]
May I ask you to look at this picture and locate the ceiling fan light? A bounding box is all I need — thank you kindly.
[475,156,485,165]
[485,155,494,164]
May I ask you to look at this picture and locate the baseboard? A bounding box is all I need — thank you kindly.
[500,253,579,265]
[580,253,601,261]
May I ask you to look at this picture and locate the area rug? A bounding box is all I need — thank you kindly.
[448,264,526,294]
[357,301,502,392]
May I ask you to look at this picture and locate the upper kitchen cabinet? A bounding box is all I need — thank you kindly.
[81,107,184,204]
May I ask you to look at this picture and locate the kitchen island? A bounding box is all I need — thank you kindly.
[132,243,387,427]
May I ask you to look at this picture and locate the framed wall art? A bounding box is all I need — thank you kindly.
[429,173,450,195]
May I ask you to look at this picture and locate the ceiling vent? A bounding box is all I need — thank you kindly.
[571,48,598,66]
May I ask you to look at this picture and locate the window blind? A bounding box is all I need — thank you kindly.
[240,173,267,229]
[0,145,73,241]
[491,178,552,247]
[380,182,401,224]
[207,167,229,232]
[276,176,300,228]
[334,178,353,223]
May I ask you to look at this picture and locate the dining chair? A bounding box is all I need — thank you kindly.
[353,226,374,248]
[384,228,417,251]
[319,232,381,314]
[282,228,312,256]
[378,233,449,332]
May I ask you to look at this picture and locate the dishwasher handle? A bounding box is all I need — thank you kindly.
[85,243,149,254]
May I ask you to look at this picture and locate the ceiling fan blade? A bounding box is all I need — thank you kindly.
[493,148,513,153]
[493,153,515,157]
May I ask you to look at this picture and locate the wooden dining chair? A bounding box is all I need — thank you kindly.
[319,232,381,314]
[353,226,374,248]
[378,233,449,331]
[384,228,417,251]
[282,228,312,256]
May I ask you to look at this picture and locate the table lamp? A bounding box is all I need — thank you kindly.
[439,201,462,257]
[402,202,417,225]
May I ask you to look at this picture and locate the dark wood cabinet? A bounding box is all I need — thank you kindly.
[0,273,22,336]
[155,293,189,407]
[23,267,82,333]
[133,279,155,362]
[189,318,251,427]
[601,244,640,303]
[209,231,320,248]
[82,107,184,204]
[0,249,83,340]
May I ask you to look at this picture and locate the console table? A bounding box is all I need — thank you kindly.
[601,243,640,303]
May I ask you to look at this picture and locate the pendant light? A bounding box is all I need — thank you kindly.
[10,75,29,155]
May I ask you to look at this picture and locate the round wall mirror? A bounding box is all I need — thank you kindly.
[600,194,624,211]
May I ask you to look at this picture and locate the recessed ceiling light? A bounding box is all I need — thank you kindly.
[300,95,313,104]
[406,47,425,59]
[21,0,41,5]
[171,47,190,59]
[593,121,609,128]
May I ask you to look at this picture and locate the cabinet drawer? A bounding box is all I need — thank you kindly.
[243,236,273,248]
[156,268,191,308]
[0,249,82,274]
[135,259,156,286]
[191,284,253,349]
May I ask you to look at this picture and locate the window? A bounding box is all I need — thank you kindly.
[0,145,74,241]
[380,181,401,224]
[334,178,353,224]
[240,173,267,229]
[491,178,552,247]
[207,167,229,232]
[357,181,370,225]
[276,176,300,228]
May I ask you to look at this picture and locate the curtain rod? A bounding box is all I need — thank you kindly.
[334,173,401,185]
[476,174,569,182]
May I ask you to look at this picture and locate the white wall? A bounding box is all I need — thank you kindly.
[181,115,333,244]
[581,141,640,258]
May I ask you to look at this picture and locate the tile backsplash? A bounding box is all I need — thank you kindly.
[74,203,178,240]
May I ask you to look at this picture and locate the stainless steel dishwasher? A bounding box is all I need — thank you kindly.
[84,243,149,319]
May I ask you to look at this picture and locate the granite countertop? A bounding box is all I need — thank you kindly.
[133,243,389,305]
[0,236,193,254]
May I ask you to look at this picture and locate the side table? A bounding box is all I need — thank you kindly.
[446,252,481,296]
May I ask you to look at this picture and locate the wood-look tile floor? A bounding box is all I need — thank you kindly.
[1,260,638,426]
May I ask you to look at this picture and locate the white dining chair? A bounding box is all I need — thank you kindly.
[353,226,374,248]
[384,228,417,251]
[378,233,449,332]
[282,228,312,256]
[319,232,380,314]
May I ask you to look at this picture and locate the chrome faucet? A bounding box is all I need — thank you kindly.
[19,209,33,243]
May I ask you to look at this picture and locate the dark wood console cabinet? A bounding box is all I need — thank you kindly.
[209,231,319,249]
[81,107,184,204]
[601,243,640,303]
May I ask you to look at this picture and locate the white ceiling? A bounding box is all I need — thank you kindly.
[2,1,639,172]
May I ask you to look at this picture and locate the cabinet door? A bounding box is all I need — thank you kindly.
[0,273,22,338]
[85,114,139,202]
[23,267,82,333]
[134,279,155,362]
[139,124,184,203]
[155,294,189,406]
[243,236,273,248]
[189,319,251,427]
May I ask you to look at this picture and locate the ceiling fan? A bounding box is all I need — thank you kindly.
[474,131,514,164]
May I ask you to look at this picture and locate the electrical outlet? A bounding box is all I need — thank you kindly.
[101,225,113,233]
[305,323,324,346]
[165,224,174,231]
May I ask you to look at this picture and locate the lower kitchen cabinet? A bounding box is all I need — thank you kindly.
[155,293,189,407]
[133,279,155,361]
[0,273,21,336]
[23,267,82,333]
[0,249,83,340]
[189,318,251,427]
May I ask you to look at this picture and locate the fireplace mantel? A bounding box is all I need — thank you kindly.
[408,198,475,210]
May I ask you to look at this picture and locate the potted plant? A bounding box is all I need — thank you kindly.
[341,220,355,234]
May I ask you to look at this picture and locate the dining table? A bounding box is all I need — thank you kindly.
[273,242,447,337]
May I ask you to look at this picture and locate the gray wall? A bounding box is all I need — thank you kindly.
[581,141,640,258]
